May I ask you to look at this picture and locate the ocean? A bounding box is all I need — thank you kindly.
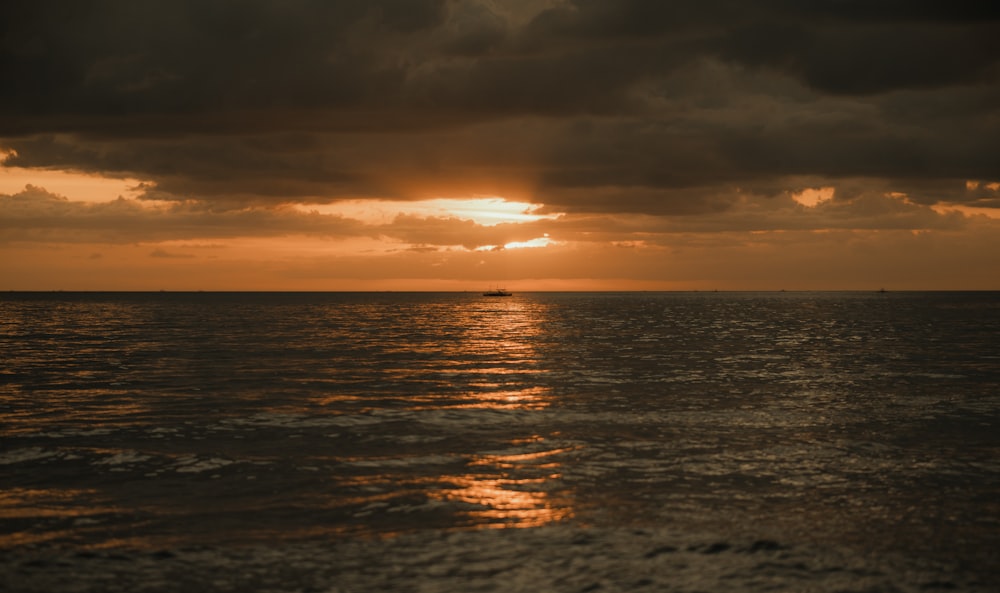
[1,291,998,592]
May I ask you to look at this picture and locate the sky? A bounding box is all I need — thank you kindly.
[2,0,999,291]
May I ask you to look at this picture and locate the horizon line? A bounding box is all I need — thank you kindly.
[4,288,998,294]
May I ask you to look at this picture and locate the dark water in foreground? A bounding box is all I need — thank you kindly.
[1,291,998,592]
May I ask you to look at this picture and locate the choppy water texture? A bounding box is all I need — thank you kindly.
[2,291,998,592]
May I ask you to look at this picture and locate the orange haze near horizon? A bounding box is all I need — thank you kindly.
[3,165,999,291]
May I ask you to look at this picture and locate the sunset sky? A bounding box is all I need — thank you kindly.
[2,0,999,290]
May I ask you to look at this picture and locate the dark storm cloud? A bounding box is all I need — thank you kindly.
[0,0,451,131]
[522,1,1000,91]
[6,0,997,123]
[2,0,999,217]
[720,20,1000,95]
[4,133,368,202]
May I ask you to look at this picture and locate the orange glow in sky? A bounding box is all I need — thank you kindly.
[0,164,145,204]
[299,196,559,227]
[791,187,834,208]
[2,160,1000,292]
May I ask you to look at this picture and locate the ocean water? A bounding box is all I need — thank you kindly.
[1,291,998,592]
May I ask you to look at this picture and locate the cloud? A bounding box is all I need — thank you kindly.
[1,0,998,236]
[6,174,987,256]
[378,213,553,250]
[0,184,370,243]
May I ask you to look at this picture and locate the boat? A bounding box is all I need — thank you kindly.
[483,288,512,297]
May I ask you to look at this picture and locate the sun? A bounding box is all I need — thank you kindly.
[292,194,564,252]
[293,195,559,227]
[422,197,556,226]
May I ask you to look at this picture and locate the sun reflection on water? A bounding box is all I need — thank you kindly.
[433,473,572,528]
[281,296,571,529]
[305,295,553,413]
[446,298,550,406]
[453,385,551,410]
[372,298,572,527]
[436,443,576,528]
[334,438,575,531]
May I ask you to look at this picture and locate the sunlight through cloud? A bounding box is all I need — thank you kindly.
[297,196,560,227]
[421,197,556,226]
[504,235,558,250]
[791,187,834,208]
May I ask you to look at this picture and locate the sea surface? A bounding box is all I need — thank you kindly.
[1,291,998,592]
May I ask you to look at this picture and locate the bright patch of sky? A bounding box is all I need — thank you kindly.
[297,197,560,227]
[0,164,146,203]
[791,187,834,208]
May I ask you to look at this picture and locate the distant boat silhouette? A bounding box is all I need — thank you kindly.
[483,288,512,297]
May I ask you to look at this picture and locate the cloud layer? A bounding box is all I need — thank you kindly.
[2,1,999,288]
